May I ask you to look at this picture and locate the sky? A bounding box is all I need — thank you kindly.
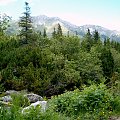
[0,0,120,31]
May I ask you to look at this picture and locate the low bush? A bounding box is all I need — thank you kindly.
[0,93,72,120]
[49,83,119,119]
[112,95,120,115]
[0,105,72,120]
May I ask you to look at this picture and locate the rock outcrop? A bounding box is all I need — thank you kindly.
[0,90,46,113]
[25,93,43,103]
[5,90,18,95]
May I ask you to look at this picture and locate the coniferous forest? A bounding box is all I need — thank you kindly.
[0,2,120,120]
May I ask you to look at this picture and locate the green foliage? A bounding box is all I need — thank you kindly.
[112,95,120,115]
[49,84,118,119]
[0,2,120,119]
[0,9,120,101]
[0,107,72,120]
[52,28,57,38]
[11,93,30,108]
[0,94,72,120]
[43,28,47,38]
[100,47,114,79]
[0,85,119,120]
[0,30,119,97]
[0,13,11,34]
[93,30,100,44]
[76,50,103,84]
[81,29,93,52]
[111,48,120,73]
[0,26,120,98]
[57,23,62,37]
[23,108,71,120]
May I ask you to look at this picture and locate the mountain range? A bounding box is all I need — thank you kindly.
[6,15,120,41]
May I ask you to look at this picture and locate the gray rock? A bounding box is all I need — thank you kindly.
[25,93,43,103]
[109,116,120,120]
[22,101,47,113]
[1,95,12,102]
[5,90,18,95]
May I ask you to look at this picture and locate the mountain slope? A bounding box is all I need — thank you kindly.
[33,15,120,41]
[7,15,120,41]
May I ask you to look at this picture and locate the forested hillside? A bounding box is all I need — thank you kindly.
[0,2,120,97]
[0,2,120,120]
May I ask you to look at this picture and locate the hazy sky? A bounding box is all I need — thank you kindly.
[0,0,120,31]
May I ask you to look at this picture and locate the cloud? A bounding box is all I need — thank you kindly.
[0,0,17,6]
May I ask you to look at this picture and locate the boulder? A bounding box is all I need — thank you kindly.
[25,93,43,103]
[5,90,18,95]
[22,101,47,113]
[1,95,12,102]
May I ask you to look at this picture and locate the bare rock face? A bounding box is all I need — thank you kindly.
[25,93,43,103]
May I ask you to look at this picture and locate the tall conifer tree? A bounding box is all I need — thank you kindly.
[57,23,62,37]
[43,28,47,38]
[19,2,33,44]
[52,28,56,38]
[93,30,100,44]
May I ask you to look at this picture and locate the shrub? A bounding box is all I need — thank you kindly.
[23,107,72,120]
[0,93,72,120]
[49,84,116,119]
[0,104,72,120]
[112,96,120,115]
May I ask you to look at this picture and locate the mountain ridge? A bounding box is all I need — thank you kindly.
[32,15,120,41]
[6,15,120,41]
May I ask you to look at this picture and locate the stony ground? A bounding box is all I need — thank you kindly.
[109,117,120,120]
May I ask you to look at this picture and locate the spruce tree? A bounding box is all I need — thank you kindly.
[104,38,107,46]
[86,29,92,42]
[93,30,100,44]
[52,27,56,38]
[86,29,92,51]
[57,23,62,37]
[86,29,91,37]
[67,31,69,37]
[43,28,47,38]
[19,2,33,44]
[100,48,114,79]
[81,29,92,52]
